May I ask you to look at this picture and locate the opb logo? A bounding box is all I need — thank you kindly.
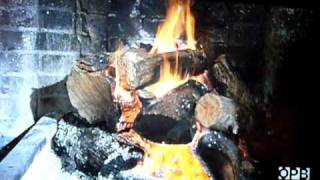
[278,166,310,180]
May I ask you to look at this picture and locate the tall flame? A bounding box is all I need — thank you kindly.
[149,0,196,54]
[146,0,197,97]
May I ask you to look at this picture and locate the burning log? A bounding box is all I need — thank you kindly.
[133,80,208,143]
[66,61,118,128]
[196,131,240,180]
[117,48,208,90]
[195,93,239,134]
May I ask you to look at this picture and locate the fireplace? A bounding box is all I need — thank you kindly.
[0,0,317,180]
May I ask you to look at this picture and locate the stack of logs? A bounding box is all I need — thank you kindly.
[30,48,255,179]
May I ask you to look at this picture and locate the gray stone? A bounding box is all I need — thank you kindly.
[0,31,23,50]
[0,7,38,27]
[39,10,73,30]
[39,0,75,9]
[0,0,37,7]
[35,32,79,51]
[39,55,76,74]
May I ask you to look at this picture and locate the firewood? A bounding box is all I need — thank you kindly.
[66,63,118,127]
[195,93,238,134]
[30,78,75,121]
[117,48,208,90]
[210,55,255,133]
[141,80,207,121]
[211,55,254,111]
[196,131,240,180]
[52,118,142,176]
[133,80,208,143]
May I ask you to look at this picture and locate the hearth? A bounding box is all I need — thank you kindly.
[0,0,316,180]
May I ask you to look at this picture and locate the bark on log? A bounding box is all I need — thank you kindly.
[66,63,118,128]
[195,93,239,134]
[141,80,208,121]
[30,78,75,121]
[133,80,208,143]
[210,55,255,133]
[211,55,254,110]
[118,49,208,90]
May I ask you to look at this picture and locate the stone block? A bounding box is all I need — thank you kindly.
[40,54,76,74]
[35,32,79,51]
[0,0,37,7]
[0,31,23,50]
[39,10,73,30]
[39,0,74,10]
[0,7,38,27]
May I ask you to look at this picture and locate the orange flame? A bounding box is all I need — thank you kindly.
[146,0,197,97]
[149,0,195,54]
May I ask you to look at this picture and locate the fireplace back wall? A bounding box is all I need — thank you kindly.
[0,0,314,170]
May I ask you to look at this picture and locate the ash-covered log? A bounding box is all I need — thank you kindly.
[133,80,208,143]
[52,118,143,176]
[117,48,208,90]
[195,93,239,134]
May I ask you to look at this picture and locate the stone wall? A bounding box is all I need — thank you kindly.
[0,0,79,148]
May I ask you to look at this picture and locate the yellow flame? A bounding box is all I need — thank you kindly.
[146,0,197,97]
[150,0,196,54]
[134,143,210,180]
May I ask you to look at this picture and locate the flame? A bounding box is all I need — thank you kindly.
[135,144,210,179]
[149,0,195,54]
[126,130,210,179]
[146,0,197,97]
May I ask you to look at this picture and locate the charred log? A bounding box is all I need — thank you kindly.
[140,80,208,121]
[133,80,208,143]
[118,49,208,90]
[195,93,238,134]
[52,119,143,176]
[196,131,240,180]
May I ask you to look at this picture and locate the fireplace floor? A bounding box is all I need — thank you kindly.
[22,142,82,180]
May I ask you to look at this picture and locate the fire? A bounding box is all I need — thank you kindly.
[123,130,210,179]
[135,144,210,180]
[149,0,196,54]
[111,0,211,179]
[146,0,198,97]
